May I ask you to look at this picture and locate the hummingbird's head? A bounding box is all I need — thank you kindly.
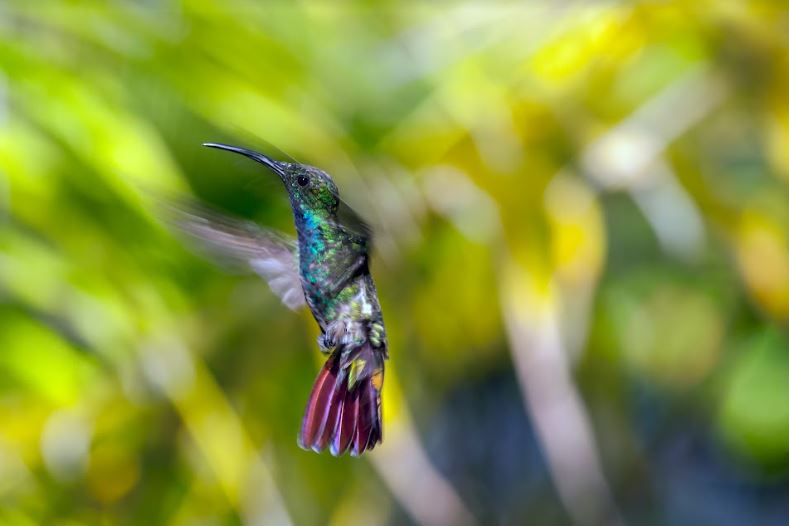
[203,143,340,215]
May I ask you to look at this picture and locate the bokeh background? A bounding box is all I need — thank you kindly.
[1,2,789,525]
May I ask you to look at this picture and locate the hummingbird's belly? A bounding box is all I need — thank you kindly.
[313,274,385,349]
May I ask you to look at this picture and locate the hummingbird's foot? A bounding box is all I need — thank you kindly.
[319,320,349,354]
[317,333,335,354]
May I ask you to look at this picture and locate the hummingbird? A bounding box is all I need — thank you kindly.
[169,143,387,456]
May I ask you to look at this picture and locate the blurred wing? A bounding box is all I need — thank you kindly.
[333,198,373,246]
[160,200,306,310]
[320,198,374,294]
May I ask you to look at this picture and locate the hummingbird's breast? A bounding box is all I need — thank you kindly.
[296,217,385,346]
[301,259,382,324]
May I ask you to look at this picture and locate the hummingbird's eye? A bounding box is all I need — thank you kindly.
[296,175,310,187]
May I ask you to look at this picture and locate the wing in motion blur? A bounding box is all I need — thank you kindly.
[160,199,306,310]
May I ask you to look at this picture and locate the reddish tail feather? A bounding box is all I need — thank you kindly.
[299,346,383,456]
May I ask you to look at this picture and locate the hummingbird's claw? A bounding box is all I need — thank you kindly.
[317,333,335,354]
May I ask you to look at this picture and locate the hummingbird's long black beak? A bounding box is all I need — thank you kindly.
[203,142,286,180]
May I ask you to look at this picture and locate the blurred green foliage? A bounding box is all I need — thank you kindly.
[1,1,789,525]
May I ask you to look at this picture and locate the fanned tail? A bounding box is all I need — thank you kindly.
[299,344,383,456]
